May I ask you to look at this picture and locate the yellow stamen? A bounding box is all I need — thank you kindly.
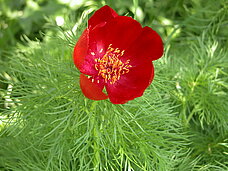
[94,44,132,84]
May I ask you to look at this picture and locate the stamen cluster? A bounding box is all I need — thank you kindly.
[94,44,132,84]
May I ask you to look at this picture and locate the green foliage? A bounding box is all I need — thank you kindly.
[0,0,228,170]
[0,0,67,59]
[172,37,228,131]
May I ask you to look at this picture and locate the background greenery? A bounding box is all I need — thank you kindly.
[0,0,227,170]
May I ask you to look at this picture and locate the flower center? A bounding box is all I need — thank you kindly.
[94,44,132,84]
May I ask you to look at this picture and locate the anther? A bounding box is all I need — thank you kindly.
[99,49,103,53]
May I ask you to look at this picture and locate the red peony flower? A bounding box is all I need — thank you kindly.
[73,5,163,104]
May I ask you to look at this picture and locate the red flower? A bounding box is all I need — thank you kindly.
[73,5,163,104]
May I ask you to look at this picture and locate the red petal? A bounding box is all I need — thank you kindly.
[79,24,106,75]
[103,16,142,50]
[126,26,163,62]
[106,63,154,104]
[73,29,89,70]
[88,5,118,29]
[80,74,108,100]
